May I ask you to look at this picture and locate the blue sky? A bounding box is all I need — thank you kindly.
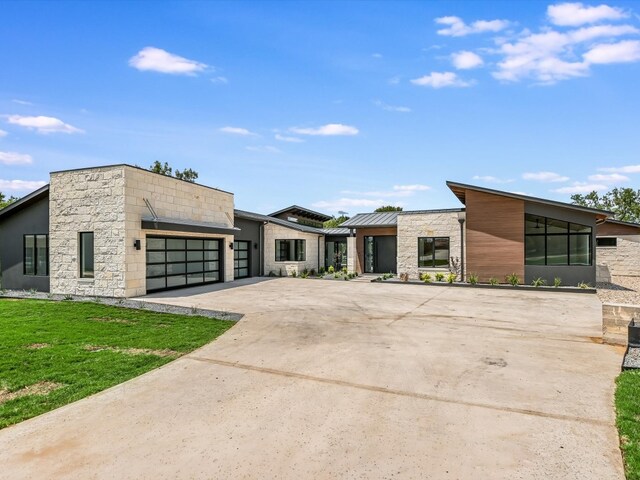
[1,1,639,215]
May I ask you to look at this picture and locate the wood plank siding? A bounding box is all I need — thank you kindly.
[465,190,525,283]
[355,227,398,274]
[597,222,640,237]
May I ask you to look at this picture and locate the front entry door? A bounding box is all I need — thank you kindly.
[233,241,250,279]
[364,236,397,274]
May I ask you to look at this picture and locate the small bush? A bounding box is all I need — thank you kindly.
[446,272,456,284]
[290,270,297,278]
[554,277,562,288]
[302,268,309,276]
[342,266,348,274]
[300,271,309,279]
[435,272,445,282]
[334,273,340,278]
[328,266,335,274]
[278,268,283,277]
[268,270,276,277]
[310,269,316,276]
[505,273,520,286]
[422,273,432,283]
[531,277,546,287]
[578,282,591,289]
[468,273,479,285]
[319,266,325,275]
[489,277,499,285]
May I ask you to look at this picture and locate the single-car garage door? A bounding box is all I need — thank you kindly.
[146,236,222,293]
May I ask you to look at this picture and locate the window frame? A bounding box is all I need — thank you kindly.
[417,236,450,268]
[524,214,593,266]
[79,231,95,279]
[23,234,49,276]
[596,237,617,248]
[274,239,306,262]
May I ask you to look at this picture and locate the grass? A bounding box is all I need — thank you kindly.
[616,370,640,480]
[0,299,233,429]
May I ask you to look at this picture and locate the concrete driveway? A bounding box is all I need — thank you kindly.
[0,279,624,479]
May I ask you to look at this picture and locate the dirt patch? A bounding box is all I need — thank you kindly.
[26,343,50,350]
[89,317,134,324]
[0,381,62,404]
[83,345,181,358]
[482,357,508,368]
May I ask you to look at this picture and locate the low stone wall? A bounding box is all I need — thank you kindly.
[603,303,640,346]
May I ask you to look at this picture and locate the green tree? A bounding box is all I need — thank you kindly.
[148,162,199,183]
[0,192,18,210]
[175,168,199,183]
[571,187,640,223]
[323,215,349,228]
[374,205,403,212]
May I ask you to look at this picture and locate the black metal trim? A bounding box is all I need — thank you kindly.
[524,214,593,266]
[79,232,95,278]
[23,234,49,277]
[142,220,237,236]
[233,240,251,279]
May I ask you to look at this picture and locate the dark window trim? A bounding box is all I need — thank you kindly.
[417,236,450,268]
[234,240,251,279]
[596,237,618,247]
[274,239,306,262]
[524,214,593,266]
[23,234,49,276]
[79,231,95,279]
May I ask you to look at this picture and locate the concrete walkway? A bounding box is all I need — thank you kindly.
[0,279,625,479]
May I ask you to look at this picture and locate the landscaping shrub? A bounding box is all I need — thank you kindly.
[554,277,562,288]
[505,273,520,286]
[435,272,445,282]
[468,273,479,285]
[446,273,456,284]
[489,277,498,285]
[531,277,546,287]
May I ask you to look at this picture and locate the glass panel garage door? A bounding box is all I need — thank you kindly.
[146,236,221,293]
[234,241,250,279]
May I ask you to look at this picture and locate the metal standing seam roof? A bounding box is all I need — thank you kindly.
[340,212,399,228]
[234,209,324,234]
[321,227,351,235]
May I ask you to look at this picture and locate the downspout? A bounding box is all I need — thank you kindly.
[317,235,321,271]
[261,221,267,276]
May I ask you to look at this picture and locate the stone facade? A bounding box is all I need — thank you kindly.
[597,235,640,280]
[263,223,323,276]
[396,211,463,281]
[602,303,640,346]
[49,165,235,298]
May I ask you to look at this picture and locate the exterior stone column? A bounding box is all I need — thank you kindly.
[347,236,357,273]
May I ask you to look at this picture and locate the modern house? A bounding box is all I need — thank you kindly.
[0,163,635,298]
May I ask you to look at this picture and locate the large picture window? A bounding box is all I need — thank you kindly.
[418,237,450,268]
[275,239,306,261]
[24,234,48,276]
[525,214,592,266]
[80,232,95,278]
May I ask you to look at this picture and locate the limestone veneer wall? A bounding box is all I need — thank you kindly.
[49,165,235,298]
[124,167,235,296]
[397,212,463,281]
[597,235,640,279]
[263,223,323,275]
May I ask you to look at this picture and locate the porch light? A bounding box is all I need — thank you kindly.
[133,239,141,250]
[229,242,234,250]
[457,211,466,224]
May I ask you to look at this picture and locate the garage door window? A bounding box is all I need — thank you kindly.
[146,236,221,292]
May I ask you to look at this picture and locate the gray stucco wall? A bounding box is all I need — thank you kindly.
[234,217,262,277]
[524,202,597,286]
[0,196,50,292]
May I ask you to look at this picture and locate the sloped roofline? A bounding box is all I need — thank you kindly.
[268,205,332,222]
[0,184,50,220]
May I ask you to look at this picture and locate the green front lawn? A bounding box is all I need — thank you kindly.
[0,299,233,429]
[617,370,640,480]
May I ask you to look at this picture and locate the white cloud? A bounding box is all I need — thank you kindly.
[393,184,430,192]
[312,197,402,213]
[274,134,304,143]
[219,126,257,136]
[0,151,33,165]
[411,72,473,88]
[373,100,411,113]
[245,145,281,153]
[588,173,630,182]
[129,47,207,75]
[0,129,7,137]
[548,2,628,26]
[492,24,639,83]
[6,115,83,134]
[290,124,359,136]
[584,40,640,63]
[451,51,484,69]
[0,179,46,192]
[211,76,228,84]
[523,171,570,182]
[599,164,640,173]
[12,99,33,106]
[553,182,608,193]
[472,175,514,184]
[372,53,383,58]
[435,16,510,37]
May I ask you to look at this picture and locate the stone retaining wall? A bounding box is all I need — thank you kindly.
[602,303,640,346]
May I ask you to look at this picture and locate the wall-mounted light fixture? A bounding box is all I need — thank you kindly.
[254,242,258,249]
[133,239,141,250]
[229,242,234,250]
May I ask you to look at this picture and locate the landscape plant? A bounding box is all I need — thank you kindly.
[489,277,499,285]
[506,273,520,286]
[446,273,456,284]
[554,277,562,288]
[578,282,591,289]
[531,277,546,287]
[468,273,479,285]
[421,272,432,284]
[435,272,445,282]
[328,266,335,274]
